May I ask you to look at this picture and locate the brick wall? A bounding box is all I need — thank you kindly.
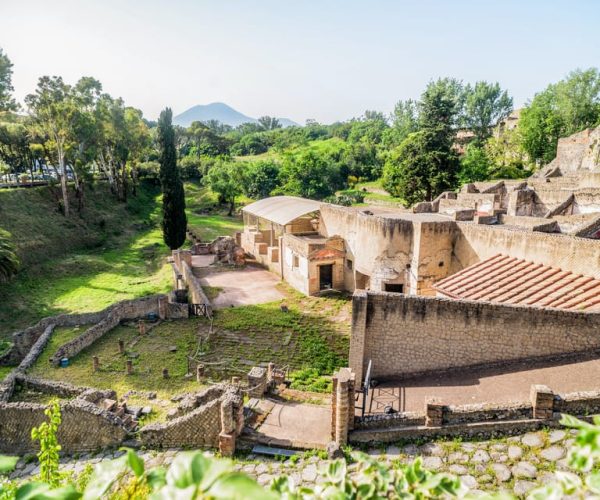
[350,291,600,382]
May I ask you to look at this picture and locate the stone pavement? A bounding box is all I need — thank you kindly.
[7,428,580,497]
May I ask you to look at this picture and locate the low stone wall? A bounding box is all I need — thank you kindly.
[1,295,178,368]
[0,399,128,454]
[349,387,600,444]
[50,295,168,366]
[139,384,243,455]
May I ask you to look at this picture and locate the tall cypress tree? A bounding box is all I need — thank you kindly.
[158,108,187,249]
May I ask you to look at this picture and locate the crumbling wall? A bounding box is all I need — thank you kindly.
[139,385,243,450]
[350,291,600,382]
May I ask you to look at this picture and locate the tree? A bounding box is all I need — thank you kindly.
[458,144,492,185]
[383,130,459,206]
[463,81,513,145]
[0,48,17,112]
[242,160,280,199]
[383,78,462,205]
[258,116,282,131]
[519,68,600,164]
[158,108,187,249]
[0,229,19,282]
[25,76,77,216]
[279,149,341,199]
[387,99,419,146]
[205,161,244,215]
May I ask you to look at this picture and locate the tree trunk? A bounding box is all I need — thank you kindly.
[58,148,70,217]
[228,198,234,216]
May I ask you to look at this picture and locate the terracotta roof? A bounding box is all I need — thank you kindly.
[434,254,600,312]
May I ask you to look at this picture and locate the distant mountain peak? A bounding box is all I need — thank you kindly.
[173,102,298,128]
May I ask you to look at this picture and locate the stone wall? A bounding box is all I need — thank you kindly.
[139,384,243,455]
[50,295,168,365]
[1,295,177,368]
[349,386,600,444]
[350,291,600,383]
[452,223,600,279]
[0,399,128,454]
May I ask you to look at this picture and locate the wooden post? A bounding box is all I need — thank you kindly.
[118,339,125,354]
[92,356,99,372]
[196,364,205,382]
[162,368,169,379]
[126,359,133,375]
[138,320,146,335]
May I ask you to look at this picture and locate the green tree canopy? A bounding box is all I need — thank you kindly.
[204,160,245,215]
[0,48,17,112]
[279,148,342,200]
[463,81,513,145]
[0,229,19,282]
[519,68,600,164]
[242,160,281,199]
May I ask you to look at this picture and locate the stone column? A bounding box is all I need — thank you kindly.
[158,295,168,320]
[118,339,125,354]
[138,320,146,335]
[218,399,236,457]
[332,367,355,445]
[126,359,133,375]
[93,356,99,372]
[531,384,554,420]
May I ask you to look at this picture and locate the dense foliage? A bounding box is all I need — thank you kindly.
[0,229,18,283]
[0,44,599,214]
[157,108,187,249]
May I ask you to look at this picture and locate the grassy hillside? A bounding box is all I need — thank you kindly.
[0,182,171,338]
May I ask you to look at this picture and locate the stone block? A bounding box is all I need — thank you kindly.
[530,384,554,420]
[247,367,267,398]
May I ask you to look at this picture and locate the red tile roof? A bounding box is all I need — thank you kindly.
[434,254,600,312]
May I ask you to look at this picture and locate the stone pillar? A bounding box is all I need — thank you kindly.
[247,366,267,398]
[118,339,125,354]
[425,399,444,427]
[93,356,99,372]
[531,384,554,420]
[196,364,205,382]
[231,376,240,385]
[138,320,146,335]
[126,359,133,375]
[162,368,169,379]
[219,399,236,457]
[158,295,168,320]
[349,290,369,384]
[332,367,355,445]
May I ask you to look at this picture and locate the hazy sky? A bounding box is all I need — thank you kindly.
[2,0,599,124]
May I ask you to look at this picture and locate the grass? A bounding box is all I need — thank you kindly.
[0,181,245,340]
[355,179,405,206]
[0,365,12,381]
[26,283,350,400]
[184,183,245,241]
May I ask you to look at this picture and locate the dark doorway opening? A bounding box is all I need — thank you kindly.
[385,283,404,293]
[319,264,333,290]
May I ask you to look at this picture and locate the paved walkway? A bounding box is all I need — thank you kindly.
[363,356,600,413]
[198,266,284,308]
[254,400,331,449]
[7,428,581,497]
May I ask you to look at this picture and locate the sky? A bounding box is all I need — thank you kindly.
[1,0,600,124]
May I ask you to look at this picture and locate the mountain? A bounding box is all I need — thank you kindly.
[173,102,298,128]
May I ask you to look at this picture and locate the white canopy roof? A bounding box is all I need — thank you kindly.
[242,196,321,226]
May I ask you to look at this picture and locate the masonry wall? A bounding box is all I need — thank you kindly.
[350,291,600,383]
[0,399,127,453]
[452,223,600,279]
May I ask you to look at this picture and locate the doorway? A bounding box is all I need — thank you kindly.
[385,283,404,293]
[319,264,333,290]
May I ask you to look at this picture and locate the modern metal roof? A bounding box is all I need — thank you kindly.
[434,254,600,312]
[242,196,321,226]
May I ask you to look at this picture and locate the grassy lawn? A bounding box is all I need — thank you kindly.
[355,179,406,206]
[184,182,245,241]
[0,220,172,339]
[27,284,350,400]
